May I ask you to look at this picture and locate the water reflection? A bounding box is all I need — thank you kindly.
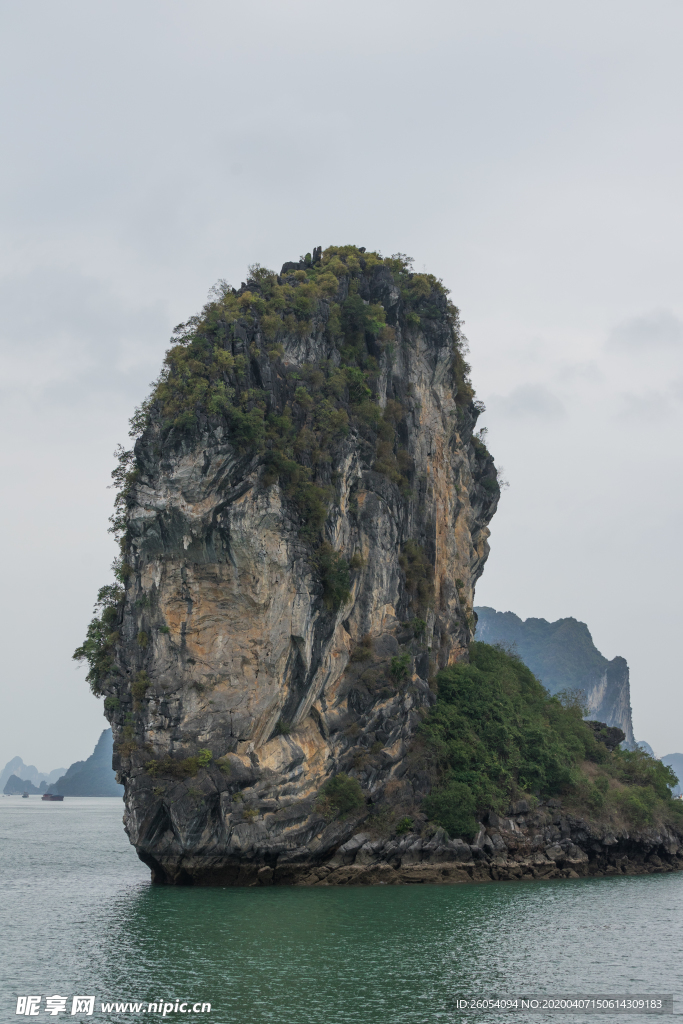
[96,877,682,1023]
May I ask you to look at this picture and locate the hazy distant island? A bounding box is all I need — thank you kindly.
[662,754,683,798]
[2,729,123,797]
[473,607,636,745]
[72,245,683,885]
[0,759,65,794]
[47,730,123,797]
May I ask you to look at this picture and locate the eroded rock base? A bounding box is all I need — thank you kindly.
[141,799,683,886]
[144,816,683,887]
[149,856,683,887]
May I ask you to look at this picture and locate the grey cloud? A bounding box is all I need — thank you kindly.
[0,266,165,352]
[556,361,604,385]
[0,266,168,396]
[618,390,674,422]
[490,384,566,419]
[608,309,683,351]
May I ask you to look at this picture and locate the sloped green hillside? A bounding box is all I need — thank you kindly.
[419,643,680,838]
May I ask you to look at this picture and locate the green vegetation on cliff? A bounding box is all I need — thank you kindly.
[419,643,680,839]
[318,773,365,817]
[72,584,123,695]
[130,246,468,452]
[120,245,478,569]
[133,246,468,440]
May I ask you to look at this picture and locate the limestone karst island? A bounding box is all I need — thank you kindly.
[75,245,683,886]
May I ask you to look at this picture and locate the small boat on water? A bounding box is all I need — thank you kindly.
[22,792,29,798]
[41,794,64,802]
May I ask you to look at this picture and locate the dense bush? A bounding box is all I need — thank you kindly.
[145,748,213,778]
[390,653,411,682]
[315,543,351,611]
[318,773,365,815]
[420,642,681,839]
[131,670,150,710]
[411,617,426,639]
[72,584,123,695]
[399,541,434,613]
[419,642,611,838]
[395,816,414,834]
[130,247,463,449]
[423,782,478,840]
[611,746,677,799]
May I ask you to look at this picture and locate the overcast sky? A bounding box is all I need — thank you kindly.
[2,0,682,769]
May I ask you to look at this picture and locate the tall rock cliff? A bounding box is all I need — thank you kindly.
[78,247,499,884]
[474,607,635,745]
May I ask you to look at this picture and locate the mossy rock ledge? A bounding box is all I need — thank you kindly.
[78,246,682,884]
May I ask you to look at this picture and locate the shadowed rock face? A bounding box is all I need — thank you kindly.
[103,255,499,884]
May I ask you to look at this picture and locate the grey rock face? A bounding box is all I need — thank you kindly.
[102,260,499,884]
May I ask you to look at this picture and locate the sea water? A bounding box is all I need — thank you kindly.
[1,797,681,1023]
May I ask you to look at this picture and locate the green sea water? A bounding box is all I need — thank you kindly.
[1,797,681,1023]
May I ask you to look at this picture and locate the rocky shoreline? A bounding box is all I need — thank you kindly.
[157,799,683,887]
